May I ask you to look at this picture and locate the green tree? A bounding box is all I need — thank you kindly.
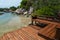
[20,0,60,19]
[10,6,17,11]
[20,0,34,10]
[34,6,55,17]
[0,8,4,11]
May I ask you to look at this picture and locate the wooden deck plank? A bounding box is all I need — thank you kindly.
[1,19,60,40]
[6,33,16,40]
[39,24,53,33]
[21,30,37,40]
[44,24,56,34]
[30,25,42,30]
[15,28,32,40]
[50,30,56,39]
[1,34,7,40]
[35,19,58,24]
[9,32,20,40]
[21,28,38,40]
[47,28,55,36]
[17,28,35,40]
[22,27,46,40]
[34,19,57,39]
[12,31,24,40]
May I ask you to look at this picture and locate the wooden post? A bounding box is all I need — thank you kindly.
[55,28,60,40]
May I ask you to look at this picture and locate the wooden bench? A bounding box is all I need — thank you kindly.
[32,19,59,40]
[29,25,42,30]
[38,24,56,40]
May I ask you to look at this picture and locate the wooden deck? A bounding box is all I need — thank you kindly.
[0,19,60,40]
[0,26,46,40]
[32,19,60,40]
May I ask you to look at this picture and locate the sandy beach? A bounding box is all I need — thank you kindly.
[0,15,31,37]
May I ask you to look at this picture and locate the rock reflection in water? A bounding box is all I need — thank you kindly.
[0,12,4,15]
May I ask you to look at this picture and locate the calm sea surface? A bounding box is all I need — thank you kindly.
[0,12,31,37]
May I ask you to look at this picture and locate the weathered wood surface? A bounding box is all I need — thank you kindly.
[0,19,60,40]
[33,19,60,39]
[0,26,45,40]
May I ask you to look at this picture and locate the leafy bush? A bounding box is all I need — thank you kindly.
[10,6,17,11]
[33,6,55,17]
[20,0,60,18]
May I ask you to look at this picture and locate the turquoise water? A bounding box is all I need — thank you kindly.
[0,12,21,36]
[0,12,15,25]
[0,12,31,36]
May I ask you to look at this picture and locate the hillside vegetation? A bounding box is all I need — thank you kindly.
[19,0,60,19]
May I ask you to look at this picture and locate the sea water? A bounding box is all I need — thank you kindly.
[0,12,31,36]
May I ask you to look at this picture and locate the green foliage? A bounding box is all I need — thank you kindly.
[20,0,32,10]
[33,0,60,17]
[10,6,17,11]
[0,8,4,11]
[20,0,27,8]
[34,6,55,17]
[0,8,9,12]
[20,0,60,18]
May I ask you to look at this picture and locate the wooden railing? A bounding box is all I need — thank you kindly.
[32,18,60,40]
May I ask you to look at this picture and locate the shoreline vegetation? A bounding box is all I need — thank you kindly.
[20,0,60,20]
